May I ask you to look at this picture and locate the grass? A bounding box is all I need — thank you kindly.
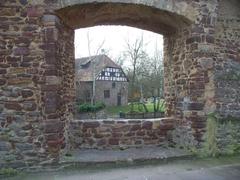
[106,100,165,115]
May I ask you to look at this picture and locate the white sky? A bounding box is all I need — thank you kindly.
[74,25,163,61]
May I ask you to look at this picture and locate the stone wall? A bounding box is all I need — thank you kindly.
[164,0,219,143]
[0,0,239,169]
[69,118,174,149]
[0,1,75,168]
[0,1,47,168]
[214,0,240,118]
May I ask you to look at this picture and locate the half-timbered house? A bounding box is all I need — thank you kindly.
[75,55,128,106]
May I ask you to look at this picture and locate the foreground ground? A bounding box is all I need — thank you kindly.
[4,155,240,180]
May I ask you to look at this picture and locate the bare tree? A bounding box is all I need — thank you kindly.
[86,31,106,105]
[124,38,164,114]
[123,35,148,112]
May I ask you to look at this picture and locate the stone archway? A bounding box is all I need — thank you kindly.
[0,0,239,167]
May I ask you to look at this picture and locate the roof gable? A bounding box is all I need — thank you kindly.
[75,54,121,82]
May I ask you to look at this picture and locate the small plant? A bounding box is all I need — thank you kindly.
[78,102,106,113]
[0,168,18,177]
[201,113,219,157]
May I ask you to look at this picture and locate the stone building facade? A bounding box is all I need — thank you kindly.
[0,0,239,169]
[75,55,128,106]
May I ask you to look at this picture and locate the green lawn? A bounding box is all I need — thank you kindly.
[106,100,165,115]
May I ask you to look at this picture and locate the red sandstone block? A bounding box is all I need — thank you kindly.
[47,113,60,119]
[41,84,60,91]
[124,132,135,137]
[130,124,141,131]
[21,123,32,130]
[0,63,10,68]
[112,132,123,138]
[186,36,201,44]
[113,125,130,132]
[136,130,145,136]
[15,37,30,47]
[188,102,204,111]
[45,51,57,65]
[0,78,6,86]
[13,47,29,56]
[97,139,107,146]
[41,14,60,26]
[191,26,204,33]
[142,121,153,130]
[44,91,58,114]
[83,133,92,138]
[23,101,37,111]
[158,131,167,136]
[159,124,174,130]
[94,133,105,138]
[83,121,100,128]
[108,138,119,145]
[47,137,64,147]
[6,56,21,63]
[206,35,214,43]
[44,121,64,133]
[22,25,38,32]
[5,102,22,111]
[27,6,44,17]
[45,133,63,142]
[0,69,7,74]
[191,121,206,128]
[21,89,33,98]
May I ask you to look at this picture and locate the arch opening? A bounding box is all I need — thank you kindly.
[49,1,195,150]
[56,2,192,35]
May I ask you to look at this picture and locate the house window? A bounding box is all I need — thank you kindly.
[112,82,116,88]
[84,90,91,102]
[104,90,110,98]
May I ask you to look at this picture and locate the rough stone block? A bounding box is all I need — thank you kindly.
[108,138,119,145]
[83,121,100,128]
[5,102,22,111]
[0,78,6,86]
[23,101,37,111]
[142,121,153,130]
[44,91,58,114]
[21,89,34,98]
[44,120,64,133]
[0,142,11,151]
[13,47,29,56]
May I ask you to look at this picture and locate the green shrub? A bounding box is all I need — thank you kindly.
[0,168,18,177]
[78,102,105,113]
[202,113,219,157]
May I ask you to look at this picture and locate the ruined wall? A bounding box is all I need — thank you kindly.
[69,118,174,149]
[0,1,47,168]
[0,1,75,168]
[214,0,240,118]
[164,0,219,144]
[0,0,239,168]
